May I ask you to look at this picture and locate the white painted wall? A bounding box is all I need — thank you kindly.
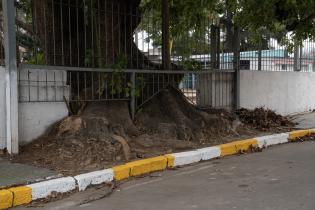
[0,67,69,148]
[18,67,70,145]
[240,71,315,115]
[19,102,68,145]
[0,67,6,149]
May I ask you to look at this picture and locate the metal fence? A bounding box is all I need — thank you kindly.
[15,0,235,72]
[18,65,235,116]
[239,34,315,72]
[0,4,4,65]
[15,0,236,116]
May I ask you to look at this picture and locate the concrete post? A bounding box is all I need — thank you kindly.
[2,0,19,154]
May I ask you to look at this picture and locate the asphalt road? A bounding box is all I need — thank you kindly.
[17,141,315,210]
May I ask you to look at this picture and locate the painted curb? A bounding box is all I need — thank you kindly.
[197,146,221,161]
[27,177,76,200]
[74,169,114,191]
[257,133,289,148]
[8,187,32,207]
[171,151,202,167]
[112,165,131,181]
[0,190,12,210]
[127,156,168,176]
[289,129,314,141]
[1,128,314,209]
[220,139,258,157]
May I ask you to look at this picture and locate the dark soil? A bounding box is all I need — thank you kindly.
[6,88,295,176]
[236,107,296,132]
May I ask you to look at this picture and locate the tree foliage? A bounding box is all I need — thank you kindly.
[140,0,315,54]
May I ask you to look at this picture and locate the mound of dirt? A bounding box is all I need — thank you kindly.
[135,88,233,144]
[236,107,296,131]
[11,89,277,175]
[14,101,138,175]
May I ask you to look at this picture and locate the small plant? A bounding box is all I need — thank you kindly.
[27,52,45,65]
[182,59,203,71]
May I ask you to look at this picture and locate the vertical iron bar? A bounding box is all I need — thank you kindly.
[91,72,94,100]
[52,0,56,65]
[54,71,57,102]
[233,26,240,110]
[76,0,80,67]
[69,71,72,101]
[91,0,95,67]
[45,71,48,101]
[60,0,65,65]
[84,72,87,100]
[28,70,30,102]
[68,0,72,66]
[162,0,170,70]
[37,71,39,101]
[105,0,108,66]
[111,2,114,64]
[130,72,136,120]
[44,2,48,64]
[84,0,87,66]
[77,72,80,101]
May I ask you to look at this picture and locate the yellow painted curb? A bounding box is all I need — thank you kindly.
[112,165,131,181]
[220,139,258,157]
[165,154,175,168]
[127,156,168,176]
[0,189,13,210]
[289,129,312,141]
[8,186,32,207]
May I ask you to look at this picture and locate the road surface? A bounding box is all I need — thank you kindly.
[17,141,315,210]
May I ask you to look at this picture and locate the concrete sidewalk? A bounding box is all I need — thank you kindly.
[292,111,315,129]
[0,158,57,188]
[16,141,315,210]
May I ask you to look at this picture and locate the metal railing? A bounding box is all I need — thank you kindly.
[0,4,5,66]
[14,0,234,71]
[18,65,235,116]
[239,36,315,72]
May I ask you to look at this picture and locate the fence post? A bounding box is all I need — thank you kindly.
[211,25,217,69]
[162,0,171,70]
[258,48,262,71]
[130,72,136,120]
[2,0,19,154]
[294,42,300,71]
[233,26,240,110]
[299,44,303,71]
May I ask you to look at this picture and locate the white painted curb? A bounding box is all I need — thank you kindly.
[197,146,221,161]
[74,169,114,191]
[257,133,289,149]
[172,151,202,167]
[28,177,76,200]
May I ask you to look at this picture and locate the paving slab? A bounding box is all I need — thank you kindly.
[0,159,58,188]
[292,112,315,129]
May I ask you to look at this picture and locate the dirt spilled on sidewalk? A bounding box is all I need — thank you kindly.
[5,88,295,176]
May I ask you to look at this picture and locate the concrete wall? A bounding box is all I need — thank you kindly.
[240,70,315,115]
[19,102,68,145]
[18,67,70,145]
[0,67,69,148]
[0,67,6,149]
[19,68,68,102]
